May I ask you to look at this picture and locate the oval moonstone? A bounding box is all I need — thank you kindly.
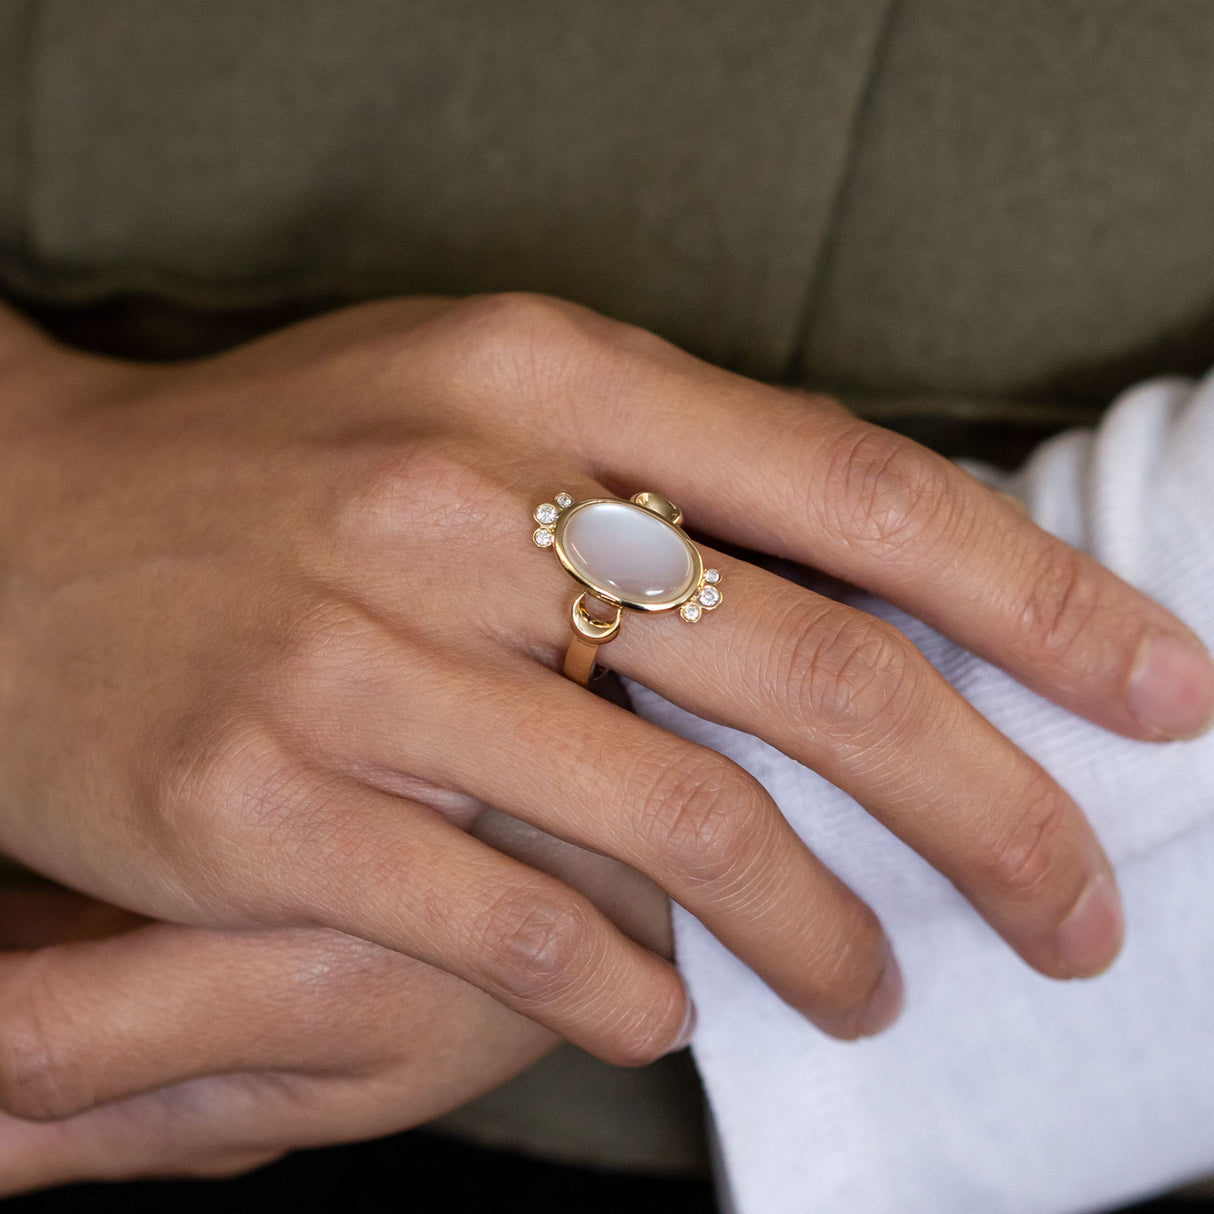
[556,500,699,609]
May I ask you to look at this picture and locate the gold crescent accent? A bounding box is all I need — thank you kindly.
[563,593,622,684]
[629,491,683,526]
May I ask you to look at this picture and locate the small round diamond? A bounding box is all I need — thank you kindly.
[555,492,574,509]
[680,600,703,622]
[698,585,721,608]
[703,568,720,584]
[534,502,560,525]
[533,527,555,548]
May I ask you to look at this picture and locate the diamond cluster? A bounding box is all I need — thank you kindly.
[532,492,575,547]
[679,567,723,622]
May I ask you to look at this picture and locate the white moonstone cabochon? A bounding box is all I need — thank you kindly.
[557,501,699,608]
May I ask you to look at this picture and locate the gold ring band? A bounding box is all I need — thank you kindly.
[532,490,723,686]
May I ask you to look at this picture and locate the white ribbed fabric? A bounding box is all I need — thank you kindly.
[626,370,1214,1214]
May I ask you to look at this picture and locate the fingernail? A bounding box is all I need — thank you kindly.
[1056,873,1124,978]
[851,946,905,1038]
[1129,634,1214,740]
[664,998,697,1054]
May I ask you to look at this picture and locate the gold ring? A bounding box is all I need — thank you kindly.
[531,490,723,685]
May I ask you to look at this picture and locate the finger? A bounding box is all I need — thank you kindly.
[0,1070,418,1194]
[575,352,1214,741]
[210,778,691,1066]
[0,918,554,1127]
[1,1051,544,1194]
[470,808,674,958]
[331,457,1115,983]
[511,544,1122,981]
[0,1075,286,1195]
[343,653,904,1041]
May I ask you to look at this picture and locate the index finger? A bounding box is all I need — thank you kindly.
[582,353,1214,742]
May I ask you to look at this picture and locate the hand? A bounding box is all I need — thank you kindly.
[0,816,666,1194]
[0,293,1209,1065]
[0,881,552,1194]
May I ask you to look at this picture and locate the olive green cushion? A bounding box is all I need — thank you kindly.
[801,0,1214,405]
[0,0,889,380]
[3,0,1213,416]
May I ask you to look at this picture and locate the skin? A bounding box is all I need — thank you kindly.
[0,881,565,1193]
[0,814,668,1193]
[0,290,1211,1102]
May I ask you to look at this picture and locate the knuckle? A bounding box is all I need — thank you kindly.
[270,597,440,758]
[215,746,322,855]
[0,963,89,1121]
[630,749,766,891]
[819,425,958,553]
[337,436,515,549]
[152,722,270,839]
[447,291,603,392]
[1017,547,1104,661]
[977,776,1072,901]
[775,606,917,738]
[477,883,595,1004]
[454,290,577,338]
[145,720,314,917]
[275,598,392,716]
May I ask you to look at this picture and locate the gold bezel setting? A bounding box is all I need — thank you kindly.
[532,492,722,623]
